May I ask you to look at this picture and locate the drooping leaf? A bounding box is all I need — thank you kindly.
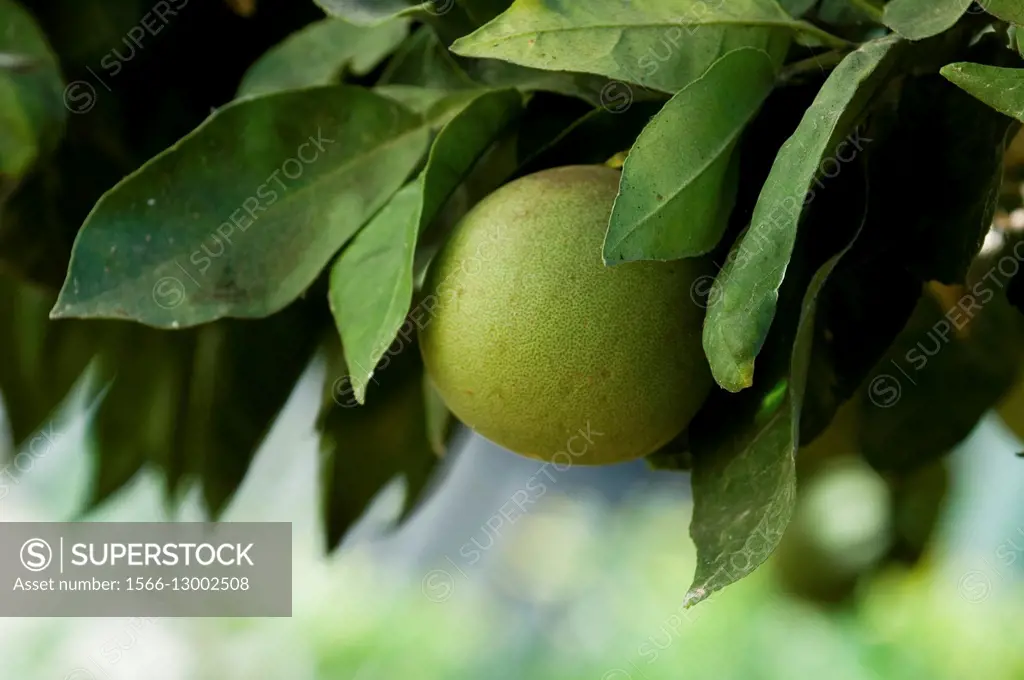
[87,324,191,509]
[604,48,778,264]
[318,338,438,550]
[0,0,65,181]
[330,89,521,402]
[685,157,868,606]
[941,62,1024,122]
[877,72,1015,284]
[882,0,973,40]
[686,246,853,607]
[238,17,408,97]
[981,0,1024,24]
[799,254,922,443]
[859,281,1024,471]
[180,306,321,516]
[450,0,839,94]
[0,276,95,448]
[703,36,902,392]
[51,86,431,329]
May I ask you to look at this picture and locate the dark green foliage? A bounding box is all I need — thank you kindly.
[2,0,1024,605]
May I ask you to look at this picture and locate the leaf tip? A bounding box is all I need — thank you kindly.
[682,584,712,609]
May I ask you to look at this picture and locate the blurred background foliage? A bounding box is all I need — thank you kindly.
[0,353,1023,679]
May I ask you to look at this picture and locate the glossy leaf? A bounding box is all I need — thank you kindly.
[330,89,522,402]
[0,0,65,180]
[604,48,778,264]
[451,0,835,93]
[941,62,1024,122]
[882,0,972,40]
[318,340,438,550]
[703,36,902,392]
[51,86,431,329]
[238,17,408,97]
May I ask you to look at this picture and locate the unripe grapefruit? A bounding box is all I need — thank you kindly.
[420,165,712,465]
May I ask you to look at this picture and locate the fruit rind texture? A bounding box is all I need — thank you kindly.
[420,165,713,465]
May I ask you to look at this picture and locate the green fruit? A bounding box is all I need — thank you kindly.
[420,165,713,465]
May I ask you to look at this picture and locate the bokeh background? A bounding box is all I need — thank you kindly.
[0,348,1022,680]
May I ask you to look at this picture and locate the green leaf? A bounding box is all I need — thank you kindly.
[238,17,408,98]
[330,89,522,403]
[686,141,867,605]
[51,86,431,329]
[941,62,1024,122]
[779,0,818,17]
[180,307,320,516]
[604,48,778,264]
[860,283,1024,471]
[0,275,94,447]
[980,0,1024,24]
[0,0,65,181]
[315,0,417,24]
[318,339,438,550]
[882,0,973,40]
[450,0,838,94]
[379,25,475,89]
[882,72,1015,284]
[380,25,615,107]
[87,325,190,509]
[686,244,852,607]
[703,36,902,392]
[375,85,453,113]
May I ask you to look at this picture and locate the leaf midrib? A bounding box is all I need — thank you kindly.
[464,17,804,45]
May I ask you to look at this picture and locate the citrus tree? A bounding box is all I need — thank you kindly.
[3,0,1024,606]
